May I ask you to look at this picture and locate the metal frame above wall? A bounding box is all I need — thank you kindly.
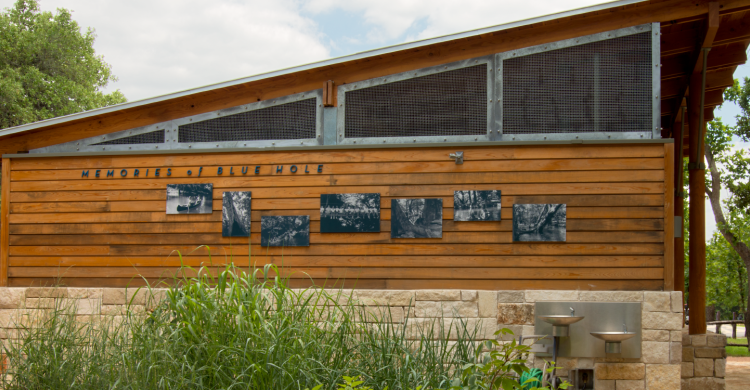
[495,23,661,141]
[335,55,495,145]
[336,23,660,146]
[31,90,324,154]
[30,24,659,154]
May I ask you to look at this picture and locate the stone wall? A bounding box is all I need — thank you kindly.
[0,288,688,389]
[490,290,684,390]
[680,331,726,390]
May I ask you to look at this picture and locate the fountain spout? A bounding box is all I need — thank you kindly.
[570,307,575,316]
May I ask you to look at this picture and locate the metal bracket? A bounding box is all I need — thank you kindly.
[687,162,706,170]
[449,151,464,164]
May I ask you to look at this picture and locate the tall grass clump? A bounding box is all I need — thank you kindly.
[0,263,481,389]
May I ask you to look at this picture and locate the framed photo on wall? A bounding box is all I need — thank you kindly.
[320,193,380,233]
[391,198,442,238]
[261,216,310,247]
[454,190,501,221]
[222,192,251,237]
[166,184,213,214]
[512,204,566,242]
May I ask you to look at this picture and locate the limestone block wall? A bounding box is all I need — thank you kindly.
[680,331,726,390]
[0,288,688,389]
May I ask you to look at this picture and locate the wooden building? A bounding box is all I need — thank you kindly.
[1,0,750,338]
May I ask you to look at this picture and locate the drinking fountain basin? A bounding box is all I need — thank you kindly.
[538,315,584,337]
[590,332,636,342]
[590,332,636,353]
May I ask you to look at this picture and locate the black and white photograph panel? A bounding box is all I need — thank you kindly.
[320,193,380,233]
[261,216,310,247]
[512,204,566,242]
[454,190,502,221]
[222,192,252,237]
[391,198,443,239]
[166,184,213,214]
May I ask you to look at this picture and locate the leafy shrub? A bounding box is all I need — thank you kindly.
[0,262,482,389]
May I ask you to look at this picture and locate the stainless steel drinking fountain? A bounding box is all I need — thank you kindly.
[537,307,584,387]
[534,302,641,358]
[538,307,585,337]
[590,324,637,354]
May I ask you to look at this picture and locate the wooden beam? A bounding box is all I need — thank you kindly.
[0,158,9,287]
[668,2,721,132]
[323,80,335,107]
[662,67,735,99]
[661,44,747,81]
[662,89,724,116]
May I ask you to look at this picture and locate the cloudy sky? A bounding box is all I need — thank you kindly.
[1,0,612,101]
[3,0,749,239]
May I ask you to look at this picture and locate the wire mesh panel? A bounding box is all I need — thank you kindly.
[502,32,652,134]
[178,98,317,142]
[93,130,165,145]
[343,65,487,139]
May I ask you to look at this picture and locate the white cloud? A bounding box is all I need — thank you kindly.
[304,0,604,44]
[0,0,615,101]
[2,0,330,101]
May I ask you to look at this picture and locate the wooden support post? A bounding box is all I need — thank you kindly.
[0,158,9,287]
[688,71,707,335]
[665,143,675,291]
[675,102,687,296]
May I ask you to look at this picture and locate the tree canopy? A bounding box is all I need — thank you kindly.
[696,77,750,324]
[0,0,126,129]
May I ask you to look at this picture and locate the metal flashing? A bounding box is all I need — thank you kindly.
[5,138,672,159]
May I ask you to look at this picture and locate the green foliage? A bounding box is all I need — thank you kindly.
[706,229,749,317]
[0,261,488,390]
[0,0,126,129]
[706,119,750,213]
[726,337,750,357]
[338,376,374,390]
[449,329,569,390]
[724,77,750,141]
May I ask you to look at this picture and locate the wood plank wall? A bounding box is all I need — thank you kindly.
[2,143,671,290]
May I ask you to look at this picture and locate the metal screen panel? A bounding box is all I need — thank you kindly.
[502,32,652,135]
[93,130,165,145]
[343,64,487,139]
[178,98,317,142]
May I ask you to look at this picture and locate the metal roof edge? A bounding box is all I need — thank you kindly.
[2,138,672,159]
[0,0,645,139]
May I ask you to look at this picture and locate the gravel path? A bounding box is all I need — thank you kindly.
[726,357,750,390]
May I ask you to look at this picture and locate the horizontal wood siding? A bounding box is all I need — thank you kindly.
[5,144,669,289]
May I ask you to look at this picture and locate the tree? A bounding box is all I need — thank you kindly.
[0,0,126,129]
[706,230,748,320]
[700,77,750,336]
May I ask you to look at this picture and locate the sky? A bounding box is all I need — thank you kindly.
[2,0,749,240]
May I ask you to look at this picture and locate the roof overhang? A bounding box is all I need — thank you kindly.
[0,0,748,156]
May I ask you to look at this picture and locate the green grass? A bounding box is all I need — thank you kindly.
[0,263,487,390]
[727,338,750,357]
